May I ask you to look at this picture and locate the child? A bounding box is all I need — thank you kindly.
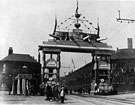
[60,87,65,103]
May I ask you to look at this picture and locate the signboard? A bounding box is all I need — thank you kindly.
[46,58,58,68]
[42,48,61,53]
[98,61,109,69]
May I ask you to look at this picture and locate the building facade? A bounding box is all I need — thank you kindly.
[111,38,135,92]
[0,47,41,95]
[63,55,111,94]
[63,63,93,93]
[63,38,135,93]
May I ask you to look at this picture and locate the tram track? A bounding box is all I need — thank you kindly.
[92,96,135,105]
[70,94,135,105]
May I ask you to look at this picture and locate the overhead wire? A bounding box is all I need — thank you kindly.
[106,10,135,41]
[126,10,135,19]
[107,23,129,42]
[105,23,122,39]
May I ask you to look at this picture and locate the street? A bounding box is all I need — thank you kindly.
[1,91,135,105]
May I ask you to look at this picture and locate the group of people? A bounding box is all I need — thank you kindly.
[40,82,65,103]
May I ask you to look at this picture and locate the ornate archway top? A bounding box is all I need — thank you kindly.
[39,40,114,55]
[39,1,114,55]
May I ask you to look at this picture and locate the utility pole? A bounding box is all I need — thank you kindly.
[116,10,135,23]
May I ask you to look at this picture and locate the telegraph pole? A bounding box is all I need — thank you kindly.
[116,10,135,23]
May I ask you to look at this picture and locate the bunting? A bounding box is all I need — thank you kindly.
[57,15,74,28]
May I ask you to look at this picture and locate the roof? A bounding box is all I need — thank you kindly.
[39,40,113,53]
[111,48,135,60]
[0,53,38,63]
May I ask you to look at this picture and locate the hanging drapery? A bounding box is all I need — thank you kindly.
[26,80,29,95]
[14,74,32,95]
[10,78,15,95]
[22,79,26,95]
[17,78,20,94]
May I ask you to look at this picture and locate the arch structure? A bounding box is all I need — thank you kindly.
[38,1,114,86]
[38,39,114,86]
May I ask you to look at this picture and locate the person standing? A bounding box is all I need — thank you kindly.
[45,84,50,100]
[60,87,65,103]
[39,82,45,96]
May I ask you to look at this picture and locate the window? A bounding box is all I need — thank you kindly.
[112,63,116,69]
[130,67,134,73]
[129,77,134,84]
[120,77,125,84]
[133,67,135,72]
[121,68,123,73]
[2,64,6,73]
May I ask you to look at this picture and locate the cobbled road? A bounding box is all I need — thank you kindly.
[0,91,135,105]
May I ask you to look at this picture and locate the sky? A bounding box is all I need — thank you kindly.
[0,0,135,76]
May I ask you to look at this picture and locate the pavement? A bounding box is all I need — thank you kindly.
[1,91,135,105]
[0,91,57,105]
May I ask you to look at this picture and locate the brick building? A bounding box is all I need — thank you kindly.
[0,47,41,95]
[111,38,135,92]
[63,63,94,93]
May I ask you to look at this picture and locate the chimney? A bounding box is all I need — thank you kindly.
[127,38,133,49]
[8,47,13,55]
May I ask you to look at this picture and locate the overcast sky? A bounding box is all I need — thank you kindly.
[0,0,135,76]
